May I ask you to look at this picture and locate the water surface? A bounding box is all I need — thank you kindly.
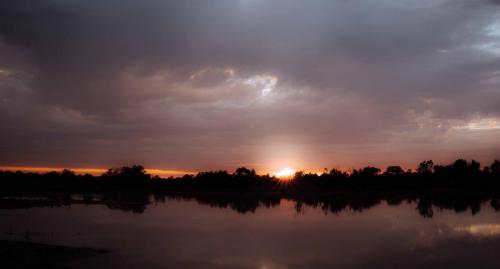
[2,197,500,268]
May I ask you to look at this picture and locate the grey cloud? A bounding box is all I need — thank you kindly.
[0,0,499,170]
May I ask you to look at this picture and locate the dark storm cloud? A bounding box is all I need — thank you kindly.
[0,0,499,171]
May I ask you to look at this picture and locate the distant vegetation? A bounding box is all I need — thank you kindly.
[1,159,500,217]
[1,159,500,192]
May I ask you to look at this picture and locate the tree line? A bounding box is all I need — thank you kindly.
[0,159,499,192]
[1,159,500,216]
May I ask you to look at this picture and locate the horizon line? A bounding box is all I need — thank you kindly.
[0,165,314,177]
[0,166,197,177]
[1,158,498,177]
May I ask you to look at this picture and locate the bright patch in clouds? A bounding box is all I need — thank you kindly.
[243,75,278,97]
[0,69,12,76]
[485,18,500,37]
[454,118,500,131]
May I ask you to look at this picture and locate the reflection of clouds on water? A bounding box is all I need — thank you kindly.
[3,199,500,269]
[454,224,500,237]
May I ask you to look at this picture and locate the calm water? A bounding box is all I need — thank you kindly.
[2,198,500,269]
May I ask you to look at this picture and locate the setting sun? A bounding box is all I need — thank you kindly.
[274,167,295,178]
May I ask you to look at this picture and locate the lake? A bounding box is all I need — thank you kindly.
[2,196,500,268]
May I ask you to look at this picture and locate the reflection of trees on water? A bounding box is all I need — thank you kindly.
[101,191,150,213]
[2,191,499,217]
[416,193,493,218]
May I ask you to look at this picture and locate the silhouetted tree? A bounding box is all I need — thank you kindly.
[293,171,304,180]
[452,159,468,174]
[234,167,256,178]
[384,166,404,177]
[470,160,481,174]
[102,165,150,186]
[195,170,232,188]
[329,168,348,178]
[61,169,76,178]
[491,160,500,175]
[356,167,381,178]
[417,160,434,174]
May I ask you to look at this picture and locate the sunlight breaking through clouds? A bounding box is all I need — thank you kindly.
[243,74,278,97]
[453,118,500,131]
[485,18,500,38]
[478,17,500,55]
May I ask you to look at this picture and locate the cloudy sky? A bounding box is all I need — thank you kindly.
[0,0,499,174]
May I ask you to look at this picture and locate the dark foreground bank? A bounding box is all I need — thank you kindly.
[0,240,108,268]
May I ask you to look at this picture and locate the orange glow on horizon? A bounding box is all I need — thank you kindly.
[0,165,349,178]
[0,166,196,177]
[0,165,422,178]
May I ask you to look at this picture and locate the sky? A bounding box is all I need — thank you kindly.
[0,0,500,174]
